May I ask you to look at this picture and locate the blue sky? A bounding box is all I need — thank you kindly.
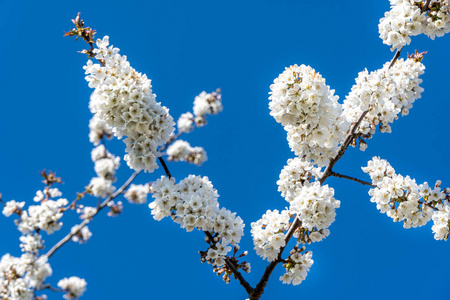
[1,0,449,299]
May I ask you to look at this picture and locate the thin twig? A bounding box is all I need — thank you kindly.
[159,131,183,152]
[35,284,64,293]
[331,172,375,187]
[204,231,254,294]
[422,0,432,13]
[389,47,403,69]
[250,217,302,300]
[158,157,172,178]
[320,110,369,185]
[46,170,141,258]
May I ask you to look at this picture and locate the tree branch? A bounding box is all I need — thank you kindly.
[320,110,369,184]
[158,157,172,178]
[46,170,141,258]
[331,172,375,187]
[204,231,254,295]
[250,217,302,300]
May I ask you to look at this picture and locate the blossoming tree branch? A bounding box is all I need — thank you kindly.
[1,0,449,299]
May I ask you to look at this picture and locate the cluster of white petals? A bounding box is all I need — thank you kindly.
[84,36,175,172]
[88,144,119,198]
[280,250,313,286]
[432,204,450,240]
[251,209,290,261]
[2,200,25,217]
[177,112,195,133]
[343,57,424,148]
[57,276,87,299]
[289,183,340,231]
[71,225,92,243]
[363,157,449,232]
[277,158,322,203]
[0,253,52,300]
[124,184,150,204]
[15,198,68,234]
[269,64,347,166]
[88,114,113,146]
[379,0,450,51]
[166,140,207,166]
[193,90,223,126]
[149,175,244,266]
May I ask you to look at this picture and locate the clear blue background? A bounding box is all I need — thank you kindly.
[1,1,449,299]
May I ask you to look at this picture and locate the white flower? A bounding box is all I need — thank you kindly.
[177,112,194,133]
[89,177,115,198]
[289,182,340,231]
[58,276,87,299]
[2,200,25,217]
[269,64,347,166]
[124,184,149,204]
[251,209,290,261]
[166,140,207,166]
[343,57,424,148]
[149,175,244,267]
[84,36,175,173]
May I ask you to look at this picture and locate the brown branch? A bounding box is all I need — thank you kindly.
[250,217,302,300]
[204,231,254,294]
[388,47,403,69]
[35,284,64,293]
[422,0,432,13]
[158,157,172,178]
[331,172,375,187]
[46,170,141,258]
[320,110,369,185]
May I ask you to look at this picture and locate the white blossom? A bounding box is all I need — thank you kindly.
[166,140,207,166]
[269,64,347,166]
[177,112,195,133]
[343,57,424,146]
[251,209,290,261]
[58,276,87,299]
[379,0,450,51]
[84,36,175,173]
[2,200,25,217]
[149,175,244,267]
[124,184,149,204]
[289,182,340,231]
[277,158,322,203]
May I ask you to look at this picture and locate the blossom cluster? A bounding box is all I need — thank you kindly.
[363,157,450,238]
[149,175,244,268]
[0,253,52,300]
[124,184,150,204]
[1,187,87,299]
[57,276,87,299]
[84,36,175,172]
[280,248,314,286]
[166,140,207,166]
[251,209,290,262]
[269,64,347,167]
[343,57,424,148]
[277,158,322,203]
[379,0,450,51]
[289,182,340,231]
[88,144,120,199]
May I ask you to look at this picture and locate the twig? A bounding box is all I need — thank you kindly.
[422,0,432,13]
[158,157,172,178]
[320,110,369,184]
[331,172,375,187]
[35,284,64,293]
[46,170,141,258]
[204,231,254,295]
[159,131,183,152]
[388,47,403,69]
[250,217,302,300]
